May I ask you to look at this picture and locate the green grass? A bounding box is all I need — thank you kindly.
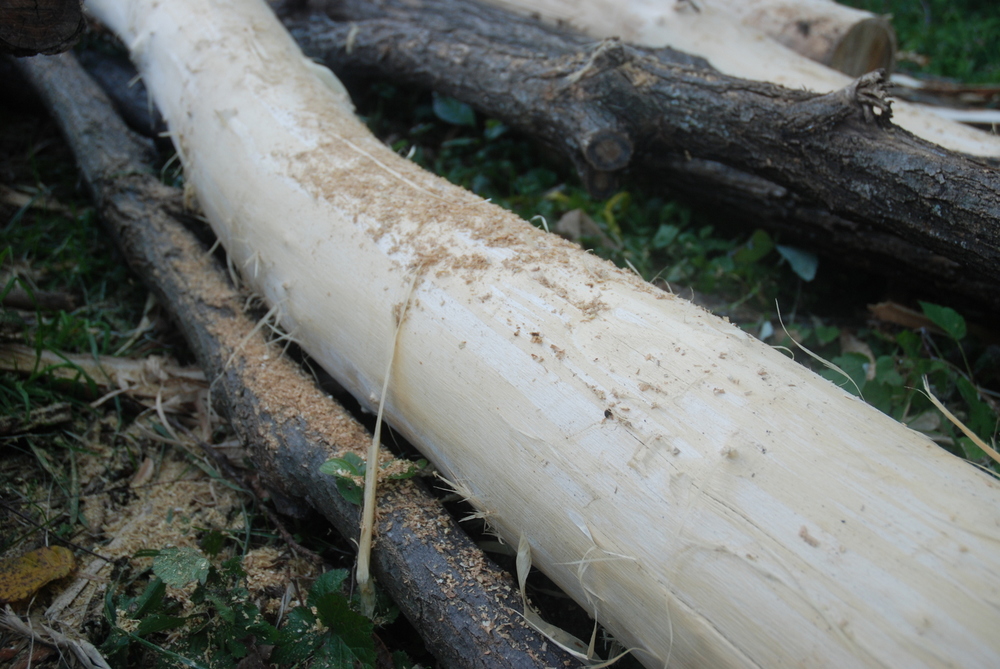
[842,0,1000,83]
[1,110,148,420]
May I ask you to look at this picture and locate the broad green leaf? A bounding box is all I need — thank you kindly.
[336,478,364,505]
[432,93,476,126]
[272,608,324,665]
[733,229,774,265]
[873,356,905,387]
[861,381,894,415]
[776,245,818,282]
[130,577,167,618]
[819,353,868,396]
[312,637,375,669]
[314,595,376,666]
[153,547,211,587]
[200,530,225,557]
[919,302,967,340]
[320,453,365,477]
[814,324,840,346]
[896,329,922,359]
[308,569,350,609]
[651,224,680,249]
[959,437,988,463]
[484,120,508,140]
[135,613,186,637]
[322,454,367,504]
[956,376,996,437]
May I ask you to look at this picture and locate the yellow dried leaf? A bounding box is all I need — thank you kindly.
[0,546,76,603]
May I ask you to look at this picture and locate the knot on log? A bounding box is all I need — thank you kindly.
[582,129,633,171]
[786,68,894,134]
[0,0,85,57]
[565,38,630,84]
[574,161,618,200]
[848,68,893,126]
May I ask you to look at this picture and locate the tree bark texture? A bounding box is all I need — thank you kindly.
[0,0,85,57]
[481,0,997,157]
[16,51,577,669]
[280,0,1000,314]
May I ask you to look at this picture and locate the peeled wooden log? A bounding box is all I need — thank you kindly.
[483,0,1000,157]
[716,0,895,76]
[16,50,576,668]
[85,0,1000,667]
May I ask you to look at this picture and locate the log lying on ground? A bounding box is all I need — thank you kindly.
[712,0,895,76]
[0,0,85,57]
[284,0,1000,313]
[16,50,576,669]
[483,0,1000,157]
[85,0,1000,666]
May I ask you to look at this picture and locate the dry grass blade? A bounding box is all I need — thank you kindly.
[1,606,112,669]
[922,376,1000,466]
[515,535,631,667]
[357,273,418,618]
[776,301,863,397]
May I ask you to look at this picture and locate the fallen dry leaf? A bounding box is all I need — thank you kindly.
[868,301,938,332]
[0,546,76,604]
[554,209,619,249]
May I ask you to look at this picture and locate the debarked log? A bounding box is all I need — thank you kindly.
[16,50,577,669]
[281,0,1000,314]
[81,0,1000,667]
[717,0,896,77]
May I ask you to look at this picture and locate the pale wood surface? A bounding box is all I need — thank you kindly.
[84,0,1000,666]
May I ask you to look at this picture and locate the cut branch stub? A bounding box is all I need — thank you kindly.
[786,69,894,134]
[850,68,893,125]
[582,128,633,171]
[0,0,85,57]
[573,160,619,200]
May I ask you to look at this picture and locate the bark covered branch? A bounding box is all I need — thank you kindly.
[280,0,1000,312]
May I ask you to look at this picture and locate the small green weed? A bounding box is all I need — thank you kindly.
[320,452,426,506]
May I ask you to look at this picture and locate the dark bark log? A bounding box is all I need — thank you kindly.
[16,51,576,669]
[278,0,1000,314]
[0,0,84,57]
[76,50,169,139]
[1,286,77,312]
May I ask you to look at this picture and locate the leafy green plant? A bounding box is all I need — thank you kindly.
[101,548,408,669]
[320,452,426,506]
